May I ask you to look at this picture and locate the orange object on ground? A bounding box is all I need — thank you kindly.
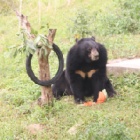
[83,89,107,106]
[83,101,94,106]
[96,90,107,103]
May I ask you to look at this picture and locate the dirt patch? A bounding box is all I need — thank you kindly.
[27,124,45,135]
[67,122,82,135]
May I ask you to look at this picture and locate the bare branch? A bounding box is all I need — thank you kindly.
[15,10,35,39]
[47,29,57,45]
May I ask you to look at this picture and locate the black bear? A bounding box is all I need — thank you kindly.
[52,37,116,103]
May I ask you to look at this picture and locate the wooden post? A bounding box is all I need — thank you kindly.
[38,29,56,106]
[16,11,56,106]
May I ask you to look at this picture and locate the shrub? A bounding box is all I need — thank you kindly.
[94,0,140,35]
[68,9,95,39]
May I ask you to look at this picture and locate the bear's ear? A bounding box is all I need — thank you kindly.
[75,38,79,43]
[91,36,96,41]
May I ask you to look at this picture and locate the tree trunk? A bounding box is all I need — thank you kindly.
[37,29,56,106]
[16,12,56,106]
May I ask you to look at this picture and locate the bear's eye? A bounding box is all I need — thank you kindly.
[95,45,99,50]
[87,47,92,52]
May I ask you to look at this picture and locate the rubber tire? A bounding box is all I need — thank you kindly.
[26,43,64,86]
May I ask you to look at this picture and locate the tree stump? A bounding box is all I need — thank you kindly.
[38,29,56,106]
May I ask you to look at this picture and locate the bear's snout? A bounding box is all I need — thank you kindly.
[89,48,99,61]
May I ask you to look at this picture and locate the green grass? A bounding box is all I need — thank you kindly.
[0,56,140,139]
[0,0,140,139]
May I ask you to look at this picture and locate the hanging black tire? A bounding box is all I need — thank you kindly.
[26,43,64,86]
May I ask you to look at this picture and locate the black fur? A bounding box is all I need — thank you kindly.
[52,37,116,103]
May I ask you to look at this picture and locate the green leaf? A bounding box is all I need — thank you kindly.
[31,27,38,35]
[34,36,41,45]
[27,47,35,55]
[48,44,52,49]
[26,40,36,51]
[13,49,17,58]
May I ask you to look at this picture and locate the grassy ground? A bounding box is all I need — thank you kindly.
[0,55,140,139]
[0,0,140,139]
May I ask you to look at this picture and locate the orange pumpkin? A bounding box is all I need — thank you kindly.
[96,91,107,103]
[83,89,107,106]
[83,101,94,106]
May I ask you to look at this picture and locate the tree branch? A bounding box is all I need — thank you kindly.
[15,10,35,39]
[47,29,57,45]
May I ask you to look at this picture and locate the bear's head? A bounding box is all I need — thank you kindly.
[76,37,99,63]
